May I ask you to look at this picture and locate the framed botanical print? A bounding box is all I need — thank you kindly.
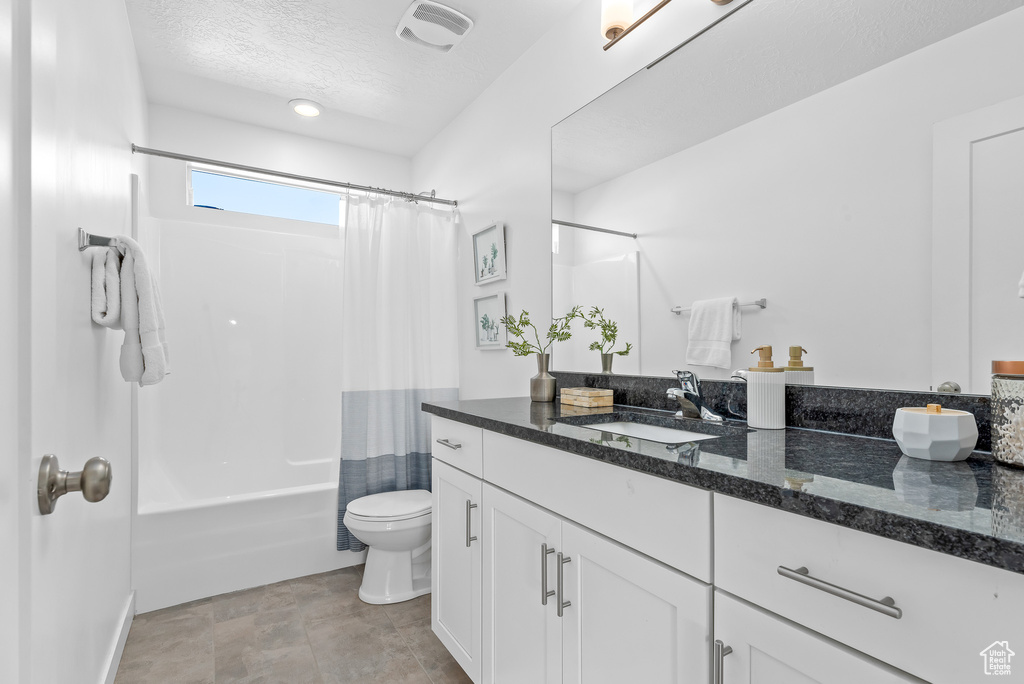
[472,222,507,285]
[474,293,507,349]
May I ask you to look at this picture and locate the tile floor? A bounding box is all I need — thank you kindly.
[114,565,471,684]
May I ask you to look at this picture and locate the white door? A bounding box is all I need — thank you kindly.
[560,521,711,684]
[933,94,1024,393]
[7,0,143,679]
[482,483,562,684]
[714,592,923,684]
[432,460,483,683]
[0,0,21,679]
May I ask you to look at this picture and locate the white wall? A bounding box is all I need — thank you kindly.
[571,8,1024,390]
[413,0,750,399]
[19,0,148,681]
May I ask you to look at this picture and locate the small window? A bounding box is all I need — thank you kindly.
[189,168,340,226]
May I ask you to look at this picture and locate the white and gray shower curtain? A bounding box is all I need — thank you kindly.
[336,194,459,551]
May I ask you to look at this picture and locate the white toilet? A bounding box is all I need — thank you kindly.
[343,489,432,604]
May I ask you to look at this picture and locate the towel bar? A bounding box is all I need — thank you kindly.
[78,227,117,251]
[671,298,766,315]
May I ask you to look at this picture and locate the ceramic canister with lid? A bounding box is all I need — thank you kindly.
[891,404,978,462]
[992,361,1024,468]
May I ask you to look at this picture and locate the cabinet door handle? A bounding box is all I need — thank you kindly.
[777,565,902,619]
[465,501,478,547]
[556,552,572,618]
[436,438,462,450]
[540,544,555,605]
[713,640,733,684]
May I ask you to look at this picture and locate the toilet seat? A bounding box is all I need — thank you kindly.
[346,489,431,523]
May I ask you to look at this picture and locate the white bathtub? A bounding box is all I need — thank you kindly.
[134,480,364,613]
[133,219,363,613]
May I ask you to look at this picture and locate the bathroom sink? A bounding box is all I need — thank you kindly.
[584,421,720,444]
[557,409,745,444]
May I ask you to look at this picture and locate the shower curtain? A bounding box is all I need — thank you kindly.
[336,194,459,551]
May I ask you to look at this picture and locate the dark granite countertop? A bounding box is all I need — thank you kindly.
[422,397,1024,576]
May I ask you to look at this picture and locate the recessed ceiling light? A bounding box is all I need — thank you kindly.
[289,99,321,117]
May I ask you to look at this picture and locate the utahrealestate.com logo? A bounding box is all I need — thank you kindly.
[980,641,1015,676]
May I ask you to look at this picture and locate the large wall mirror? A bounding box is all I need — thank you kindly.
[551,0,1024,394]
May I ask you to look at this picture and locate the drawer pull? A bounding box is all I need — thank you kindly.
[777,565,903,619]
[557,553,572,618]
[540,544,555,605]
[465,501,478,547]
[713,640,733,684]
[436,438,462,450]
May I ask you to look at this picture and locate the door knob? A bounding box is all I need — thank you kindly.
[37,454,112,515]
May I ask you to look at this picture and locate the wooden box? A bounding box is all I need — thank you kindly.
[560,387,613,408]
[559,403,614,416]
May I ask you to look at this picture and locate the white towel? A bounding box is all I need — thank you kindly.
[685,297,740,369]
[1018,269,1024,298]
[116,236,169,386]
[91,247,123,329]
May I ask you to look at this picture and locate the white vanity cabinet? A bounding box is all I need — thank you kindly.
[430,410,1024,684]
[432,460,482,682]
[430,415,712,684]
[481,483,563,683]
[431,420,484,682]
[713,592,923,684]
[714,494,1024,684]
[482,483,712,684]
[559,519,711,684]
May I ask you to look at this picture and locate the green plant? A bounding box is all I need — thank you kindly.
[500,306,583,356]
[582,306,633,356]
[490,242,499,264]
[479,313,491,333]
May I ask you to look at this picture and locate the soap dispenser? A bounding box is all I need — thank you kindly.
[748,345,786,429]
[784,346,815,386]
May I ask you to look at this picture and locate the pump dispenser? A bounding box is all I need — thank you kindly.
[747,346,786,429]
[784,346,815,386]
[749,345,781,372]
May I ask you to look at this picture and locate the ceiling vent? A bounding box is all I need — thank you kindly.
[396,1,474,53]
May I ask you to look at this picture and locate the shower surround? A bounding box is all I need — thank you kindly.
[133,219,358,612]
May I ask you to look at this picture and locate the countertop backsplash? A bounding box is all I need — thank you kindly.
[551,372,993,451]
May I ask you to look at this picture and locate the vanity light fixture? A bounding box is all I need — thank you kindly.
[603,0,733,51]
[289,99,322,117]
[601,0,634,41]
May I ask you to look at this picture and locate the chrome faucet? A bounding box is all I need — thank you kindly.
[666,370,724,422]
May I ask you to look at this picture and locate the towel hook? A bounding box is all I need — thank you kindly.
[78,228,117,252]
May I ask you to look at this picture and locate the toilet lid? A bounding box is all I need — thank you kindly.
[347,489,431,521]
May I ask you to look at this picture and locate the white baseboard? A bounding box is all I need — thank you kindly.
[102,591,135,684]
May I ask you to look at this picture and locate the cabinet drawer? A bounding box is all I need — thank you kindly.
[714,495,1024,684]
[431,416,483,477]
[714,591,923,684]
[484,431,712,582]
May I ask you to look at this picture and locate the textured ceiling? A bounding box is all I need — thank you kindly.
[553,0,1024,194]
[126,0,582,155]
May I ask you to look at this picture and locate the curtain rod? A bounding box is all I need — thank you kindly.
[552,219,637,239]
[131,144,458,208]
